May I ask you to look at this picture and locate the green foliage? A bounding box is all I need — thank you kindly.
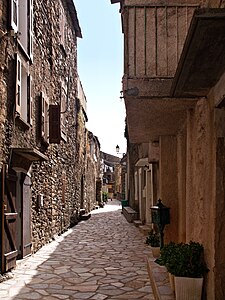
[145,229,160,247]
[157,241,208,278]
[157,242,177,265]
[102,192,108,202]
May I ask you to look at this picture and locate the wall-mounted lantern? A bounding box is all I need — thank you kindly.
[151,199,170,248]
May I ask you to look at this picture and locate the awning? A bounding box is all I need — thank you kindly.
[10,148,48,173]
[135,158,148,167]
[11,148,48,161]
[171,8,225,98]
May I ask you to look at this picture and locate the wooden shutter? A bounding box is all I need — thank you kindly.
[40,92,45,137]
[11,0,18,33]
[27,75,33,125]
[0,166,18,273]
[49,105,61,144]
[29,0,33,61]
[16,55,21,115]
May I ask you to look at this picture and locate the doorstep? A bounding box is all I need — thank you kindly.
[139,224,152,236]
[147,257,175,300]
[133,220,143,227]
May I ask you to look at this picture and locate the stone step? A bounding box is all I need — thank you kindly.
[133,220,143,227]
[80,213,91,221]
[122,206,138,223]
[139,225,152,236]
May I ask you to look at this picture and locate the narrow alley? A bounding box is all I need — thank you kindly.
[0,200,155,300]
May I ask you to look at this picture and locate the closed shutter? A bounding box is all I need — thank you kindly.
[16,55,22,115]
[49,105,61,144]
[0,166,18,273]
[29,0,33,61]
[27,75,32,125]
[40,92,45,137]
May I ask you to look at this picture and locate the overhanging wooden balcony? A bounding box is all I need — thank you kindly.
[122,3,199,143]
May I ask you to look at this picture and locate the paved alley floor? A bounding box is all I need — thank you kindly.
[0,200,155,300]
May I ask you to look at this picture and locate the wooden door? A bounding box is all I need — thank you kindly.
[0,165,18,273]
[21,174,31,258]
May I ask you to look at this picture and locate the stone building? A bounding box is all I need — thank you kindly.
[112,0,225,298]
[84,132,101,212]
[0,0,99,274]
[101,152,121,200]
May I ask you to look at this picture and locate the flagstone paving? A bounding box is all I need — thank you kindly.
[0,200,155,299]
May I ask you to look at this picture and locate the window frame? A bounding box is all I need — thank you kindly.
[40,92,49,143]
[60,80,68,141]
[10,0,33,60]
[11,0,18,33]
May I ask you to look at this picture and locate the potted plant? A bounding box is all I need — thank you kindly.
[160,241,208,300]
[145,229,160,258]
[157,242,177,292]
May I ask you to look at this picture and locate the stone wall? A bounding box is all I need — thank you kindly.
[184,99,214,299]
[0,0,100,256]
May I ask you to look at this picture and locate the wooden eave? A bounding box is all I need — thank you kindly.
[171,8,225,98]
[66,0,82,38]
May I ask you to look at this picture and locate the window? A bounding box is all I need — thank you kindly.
[10,0,33,59]
[40,92,49,142]
[15,55,32,125]
[11,0,18,32]
[59,2,67,48]
[60,80,68,141]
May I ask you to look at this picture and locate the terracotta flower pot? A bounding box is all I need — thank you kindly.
[151,246,160,258]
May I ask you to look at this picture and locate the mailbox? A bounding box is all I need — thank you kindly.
[151,199,170,227]
[151,199,170,248]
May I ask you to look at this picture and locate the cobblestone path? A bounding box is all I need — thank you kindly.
[0,200,154,299]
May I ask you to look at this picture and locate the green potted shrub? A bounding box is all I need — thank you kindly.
[145,229,160,258]
[160,241,208,300]
[156,242,177,292]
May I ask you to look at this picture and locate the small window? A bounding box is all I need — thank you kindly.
[10,0,33,60]
[40,92,49,142]
[15,55,32,125]
[11,0,18,32]
[59,2,66,47]
[60,80,68,141]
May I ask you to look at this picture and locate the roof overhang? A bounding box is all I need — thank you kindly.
[171,8,225,98]
[66,0,82,38]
